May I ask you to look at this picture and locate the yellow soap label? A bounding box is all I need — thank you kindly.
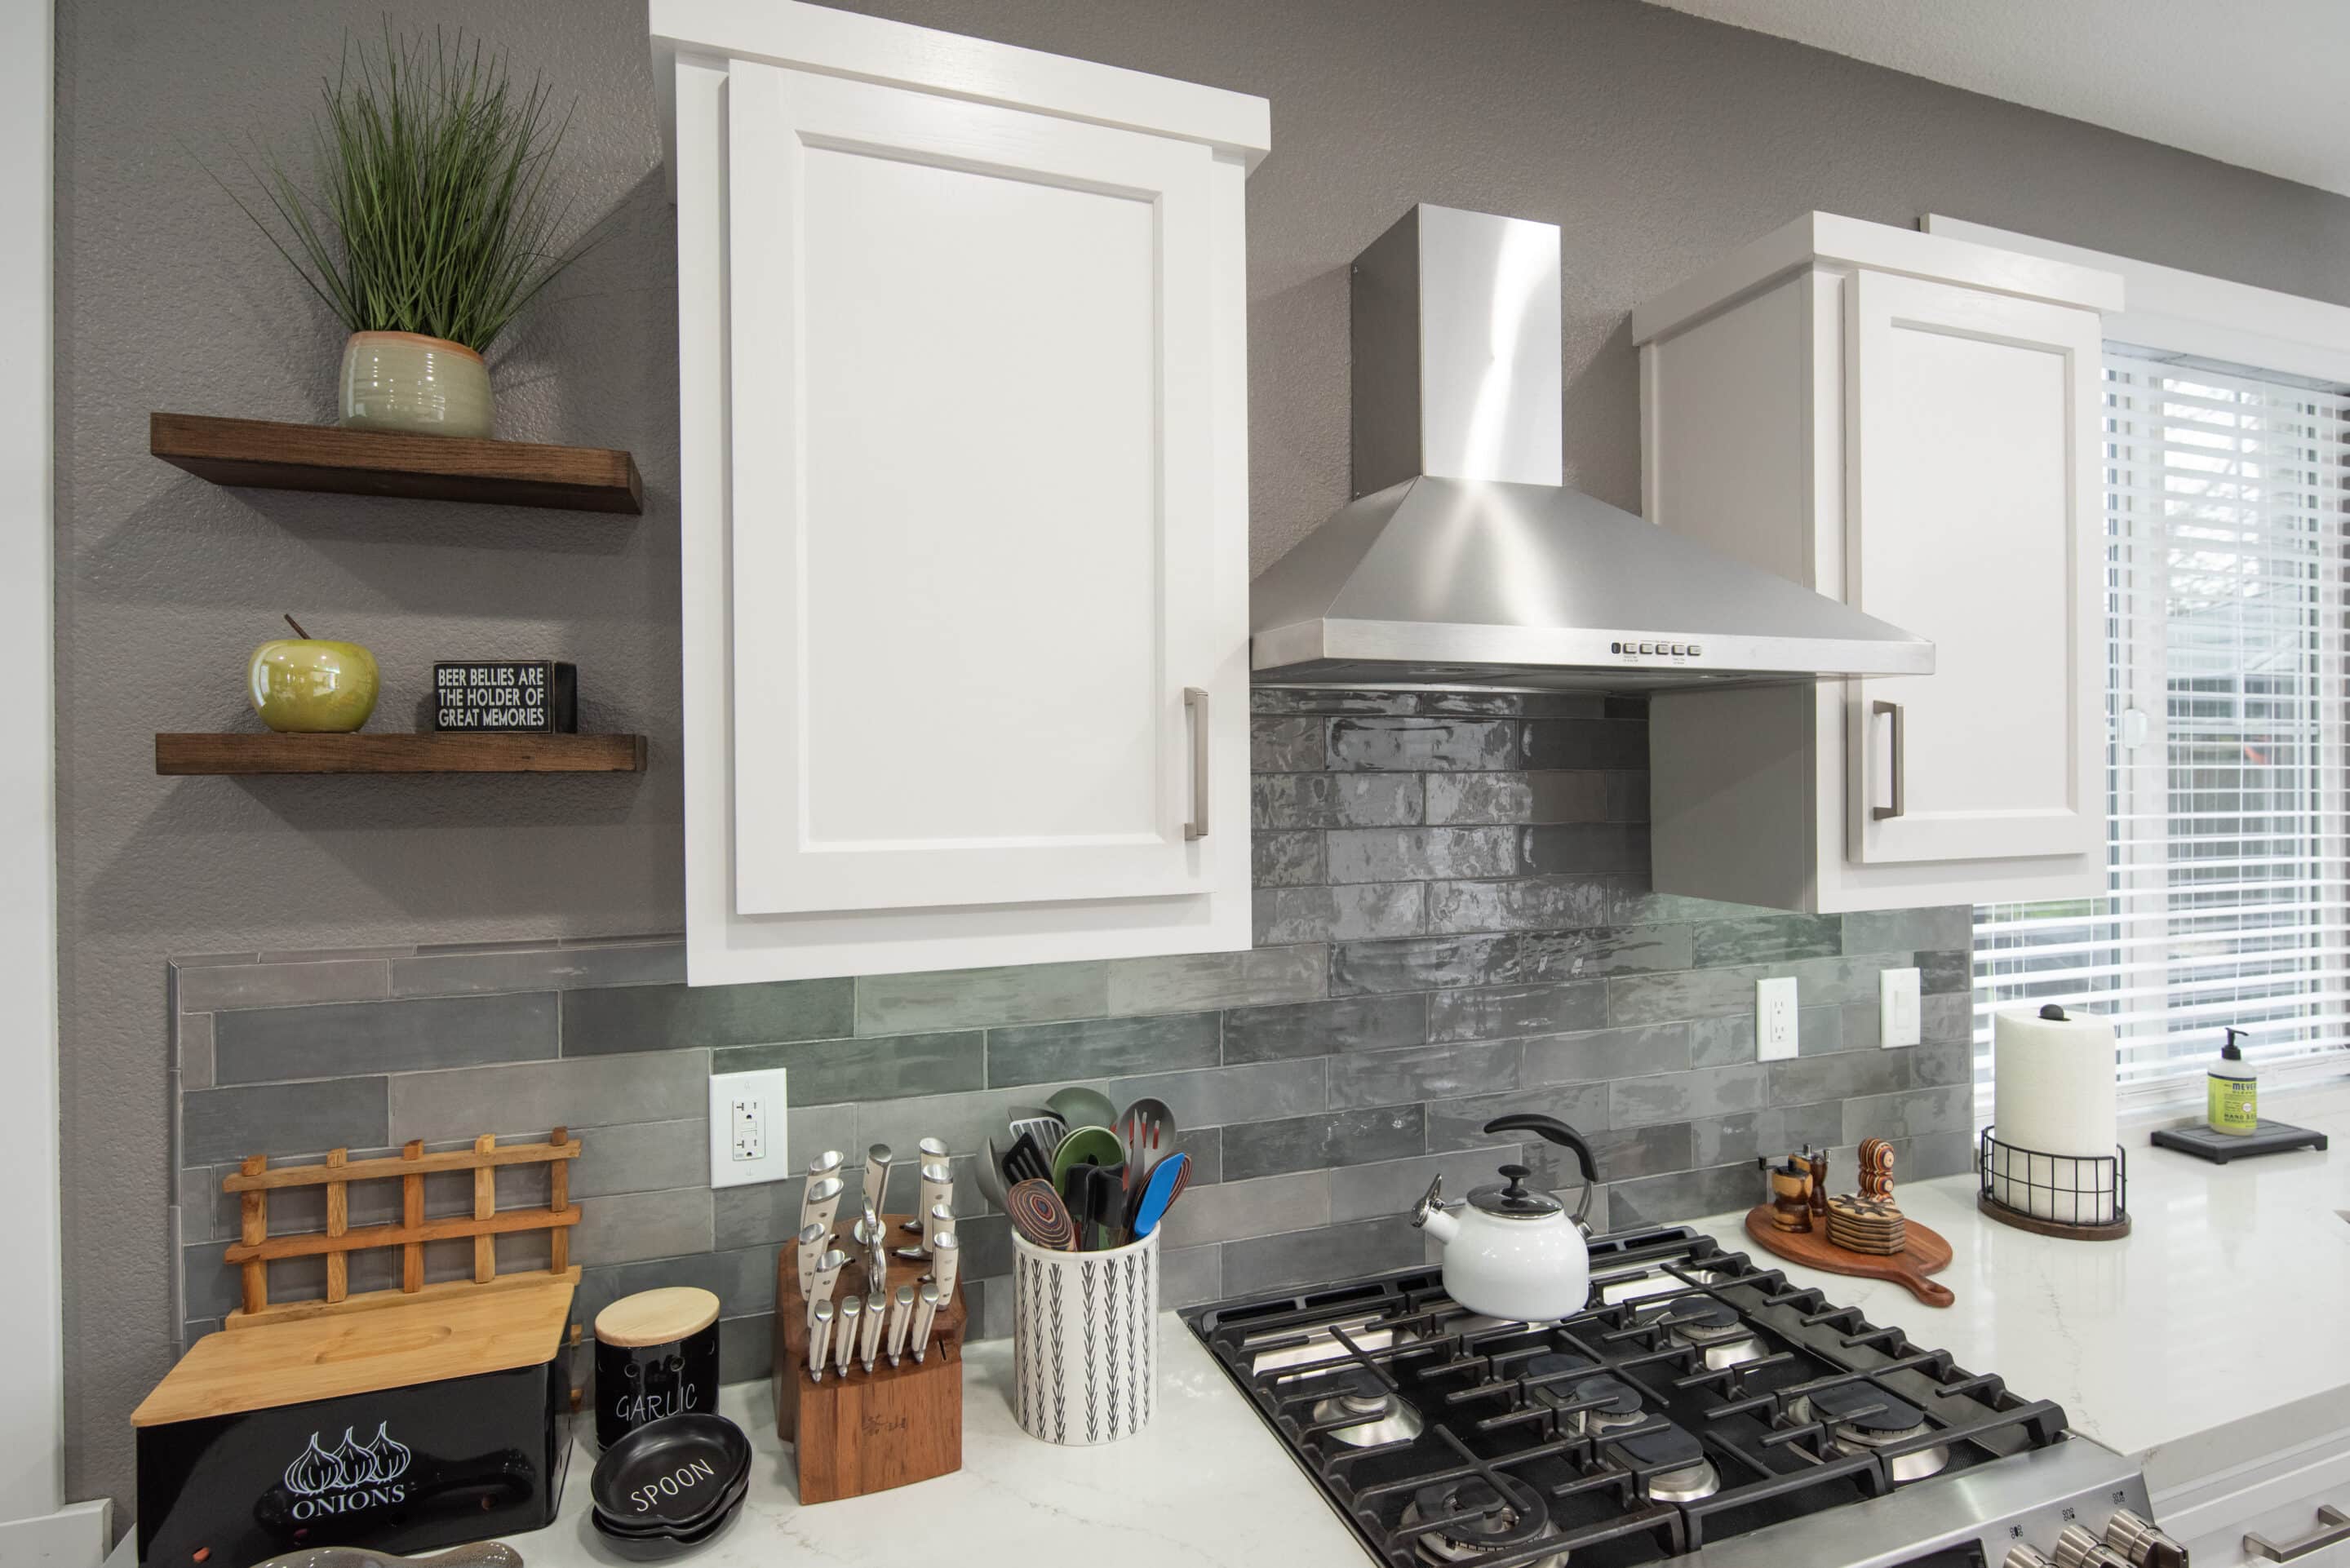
[2208,1074,2259,1133]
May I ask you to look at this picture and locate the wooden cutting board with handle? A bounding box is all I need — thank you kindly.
[1743,1206,1955,1308]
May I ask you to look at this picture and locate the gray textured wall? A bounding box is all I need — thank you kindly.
[54,0,2350,1518]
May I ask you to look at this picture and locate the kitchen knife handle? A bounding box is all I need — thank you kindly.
[863,1145,893,1211]
[2246,1505,2350,1563]
[1872,699,1905,821]
[807,1300,834,1384]
[920,1163,954,1247]
[886,1283,915,1365]
[911,1282,940,1363]
[802,1174,844,1239]
[1184,687,1210,841]
[859,1291,888,1371]
[809,1249,846,1328]
[930,1231,960,1304]
[795,1221,827,1298]
[834,1296,862,1378]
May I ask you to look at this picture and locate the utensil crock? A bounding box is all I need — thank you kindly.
[1009,1226,1159,1446]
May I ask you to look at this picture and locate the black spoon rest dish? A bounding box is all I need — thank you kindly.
[588,1413,751,1527]
[592,1470,747,1538]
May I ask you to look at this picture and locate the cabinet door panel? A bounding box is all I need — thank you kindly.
[726,65,1217,914]
[1845,272,2103,866]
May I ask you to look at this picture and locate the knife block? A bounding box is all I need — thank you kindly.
[772,1211,967,1503]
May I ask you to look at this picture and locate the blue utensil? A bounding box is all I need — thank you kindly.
[1130,1151,1190,1239]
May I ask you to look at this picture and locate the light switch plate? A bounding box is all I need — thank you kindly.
[1757,977,1798,1062]
[709,1065,791,1188]
[1879,967,1922,1048]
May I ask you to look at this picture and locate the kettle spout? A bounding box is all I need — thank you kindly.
[1411,1174,1460,1244]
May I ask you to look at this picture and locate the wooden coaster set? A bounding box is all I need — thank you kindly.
[773,1145,968,1504]
[1824,1194,1906,1255]
[1745,1136,1956,1308]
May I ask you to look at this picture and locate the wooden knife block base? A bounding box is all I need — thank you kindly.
[772,1211,967,1503]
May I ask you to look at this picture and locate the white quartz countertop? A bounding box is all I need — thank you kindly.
[474,1088,2349,1566]
[1688,1086,2350,1499]
[500,1324,1366,1568]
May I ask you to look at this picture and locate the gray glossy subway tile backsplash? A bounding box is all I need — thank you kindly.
[166,689,1976,1388]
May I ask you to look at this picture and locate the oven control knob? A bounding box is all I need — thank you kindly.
[2054,1524,2134,1568]
[2104,1508,2189,1568]
[2006,1546,2055,1568]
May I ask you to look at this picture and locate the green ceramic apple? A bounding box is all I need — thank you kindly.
[249,615,379,733]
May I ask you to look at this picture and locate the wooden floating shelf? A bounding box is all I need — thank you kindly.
[151,411,644,515]
[156,732,647,775]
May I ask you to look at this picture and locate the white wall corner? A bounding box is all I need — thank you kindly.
[0,1500,113,1568]
[3,0,68,1545]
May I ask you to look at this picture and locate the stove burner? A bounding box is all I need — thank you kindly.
[1565,1375,1647,1436]
[1793,1384,1952,1482]
[1615,1422,1722,1504]
[1639,1295,1767,1370]
[1804,1380,1924,1432]
[1309,1368,1426,1449]
[1399,1474,1567,1567]
[1249,1313,1426,1377]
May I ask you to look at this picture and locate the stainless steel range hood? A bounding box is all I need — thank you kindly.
[1251,206,1934,692]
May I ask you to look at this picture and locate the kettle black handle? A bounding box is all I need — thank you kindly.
[1483,1114,1599,1187]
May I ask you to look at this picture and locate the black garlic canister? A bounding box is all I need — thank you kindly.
[594,1287,721,1449]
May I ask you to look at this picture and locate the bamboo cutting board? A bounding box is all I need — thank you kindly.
[133,1278,575,1425]
[1743,1206,1955,1308]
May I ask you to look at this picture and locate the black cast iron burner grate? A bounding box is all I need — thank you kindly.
[1184,1225,2070,1568]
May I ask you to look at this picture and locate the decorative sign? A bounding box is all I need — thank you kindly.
[432,660,578,733]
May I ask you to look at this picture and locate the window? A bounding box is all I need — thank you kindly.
[1973,350,2350,1100]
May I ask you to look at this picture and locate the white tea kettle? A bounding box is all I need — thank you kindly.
[1411,1113,1599,1321]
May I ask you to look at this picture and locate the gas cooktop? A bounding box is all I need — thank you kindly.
[1183,1226,2175,1568]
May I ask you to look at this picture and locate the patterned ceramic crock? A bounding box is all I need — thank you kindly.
[1009,1226,1159,1446]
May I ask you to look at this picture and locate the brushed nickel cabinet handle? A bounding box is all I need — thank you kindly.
[1872,698,1905,822]
[2246,1504,2350,1562]
[1183,687,1209,841]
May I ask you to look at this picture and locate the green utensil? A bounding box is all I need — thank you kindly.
[1045,1085,1119,1132]
[1049,1124,1123,1194]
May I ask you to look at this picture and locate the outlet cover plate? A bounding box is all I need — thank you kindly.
[1879,967,1922,1048]
[1757,976,1798,1062]
[709,1065,791,1188]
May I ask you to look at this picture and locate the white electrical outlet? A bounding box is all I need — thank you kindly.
[1757,976,1798,1061]
[709,1066,791,1188]
[1879,967,1922,1048]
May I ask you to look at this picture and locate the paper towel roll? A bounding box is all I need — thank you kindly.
[1991,1007,2119,1224]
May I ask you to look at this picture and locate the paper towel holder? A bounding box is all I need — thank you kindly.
[1976,1128,2132,1241]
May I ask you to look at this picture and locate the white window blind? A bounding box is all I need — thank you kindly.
[1973,348,2350,1100]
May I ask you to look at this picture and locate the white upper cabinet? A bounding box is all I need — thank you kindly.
[1633,215,2122,914]
[654,1,1267,982]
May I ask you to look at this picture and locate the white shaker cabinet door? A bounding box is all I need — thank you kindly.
[1842,271,2105,867]
[725,64,1220,915]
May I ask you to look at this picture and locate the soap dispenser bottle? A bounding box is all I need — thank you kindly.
[2207,1026,2259,1135]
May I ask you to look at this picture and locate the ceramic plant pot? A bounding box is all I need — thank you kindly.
[339,330,493,438]
[249,637,380,733]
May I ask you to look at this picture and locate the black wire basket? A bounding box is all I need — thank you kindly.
[1976,1127,2131,1240]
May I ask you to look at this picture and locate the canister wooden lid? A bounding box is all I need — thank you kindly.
[596,1287,721,1348]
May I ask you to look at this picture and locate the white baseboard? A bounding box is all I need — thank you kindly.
[0,1499,113,1568]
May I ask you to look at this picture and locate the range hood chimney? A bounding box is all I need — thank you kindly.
[1250,205,1933,692]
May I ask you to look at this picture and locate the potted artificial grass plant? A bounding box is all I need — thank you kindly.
[219,29,592,439]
